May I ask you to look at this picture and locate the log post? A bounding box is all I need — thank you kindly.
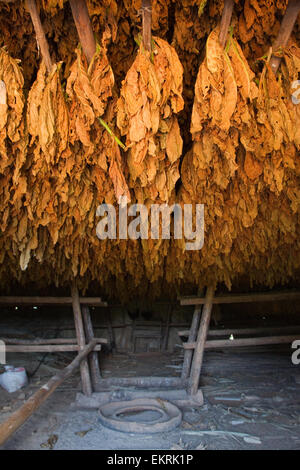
[181,290,202,380]
[187,285,215,395]
[0,340,97,448]
[162,305,173,351]
[26,0,53,73]
[82,305,102,389]
[71,283,92,396]
[142,0,152,52]
[69,0,96,64]
[270,0,300,74]
[219,0,234,48]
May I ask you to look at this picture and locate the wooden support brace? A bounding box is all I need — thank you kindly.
[0,340,97,448]
[187,286,215,396]
[180,290,300,306]
[162,305,173,351]
[82,305,102,389]
[183,334,299,350]
[142,0,152,52]
[270,0,300,74]
[0,296,107,306]
[181,290,202,380]
[71,283,92,396]
[69,0,96,64]
[219,0,234,48]
[1,337,107,345]
[26,0,53,73]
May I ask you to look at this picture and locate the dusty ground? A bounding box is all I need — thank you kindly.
[1,347,300,450]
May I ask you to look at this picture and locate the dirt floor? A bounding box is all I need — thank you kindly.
[1,346,300,450]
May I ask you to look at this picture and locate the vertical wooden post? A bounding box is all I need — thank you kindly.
[105,308,115,351]
[71,283,92,396]
[181,304,202,380]
[162,305,172,351]
[270,0,300,74]
[26,0,53,73]
[219,0,234,48]
[82,305,102,389]
[187,285,215,395]
[142,0,152,52]
[69,0,96,64]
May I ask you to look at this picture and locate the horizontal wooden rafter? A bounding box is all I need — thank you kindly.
[180,290,300,306]
[183,335,299,350]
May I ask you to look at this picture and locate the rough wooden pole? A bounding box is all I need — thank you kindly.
[219,0,234,48]
[181,291,202,380]
[71,283,92,396]
[187,285,215,395]
[270,0,300,74]
[0,340,97,448]
[142,0,152,52]
[26,0,52,73]
[69,0,96,64]
[162,305,173,351]
[82,305,102,389]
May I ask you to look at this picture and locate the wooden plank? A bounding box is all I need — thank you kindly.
[0,296,107,306]
[71,284,92,396]
[178,325,300,338]
[180,290,300,306]
[142,0,152,52]
[0,340,97,447]
[183,335,299,350]
[69,0,96,64]
[187,286,215,395]
[181,290,202,380]
[1,337,108,345]
[82,305,102,389]
[5,344,101,352]
[26,0,52,72]
[95,376,185,390]
[219,0,234,48]
[270,0,300,74]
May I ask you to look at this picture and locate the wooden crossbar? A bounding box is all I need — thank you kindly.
[180,291,300,306]
[183,335,299,350]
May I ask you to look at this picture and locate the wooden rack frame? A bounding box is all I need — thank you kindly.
[0,289,108,396]
[180,289,300,396]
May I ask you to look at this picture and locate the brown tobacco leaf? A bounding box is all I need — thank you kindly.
[117,36,184,203]
[66,40,114,151]
[66,32,129,202]
[27,62,69,166]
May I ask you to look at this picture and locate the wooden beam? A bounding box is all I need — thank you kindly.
[181,290,202,380]
[180,290,300,306]
[94,376,186,390]
[69,0,96,64]
[0,340,97,448]
[0,296,107,306]
[26,0,52,73]
[82,305,102,389]
[142,0,152,52]
[270,0,300,74]
[179,325,300,338]
[162,305,173,351]
[183,335,299,350]
[71,283,92,396]
[219,0,234,48]
[4,344,101,352]
[1,337,107,345]
[187,286,215,396]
